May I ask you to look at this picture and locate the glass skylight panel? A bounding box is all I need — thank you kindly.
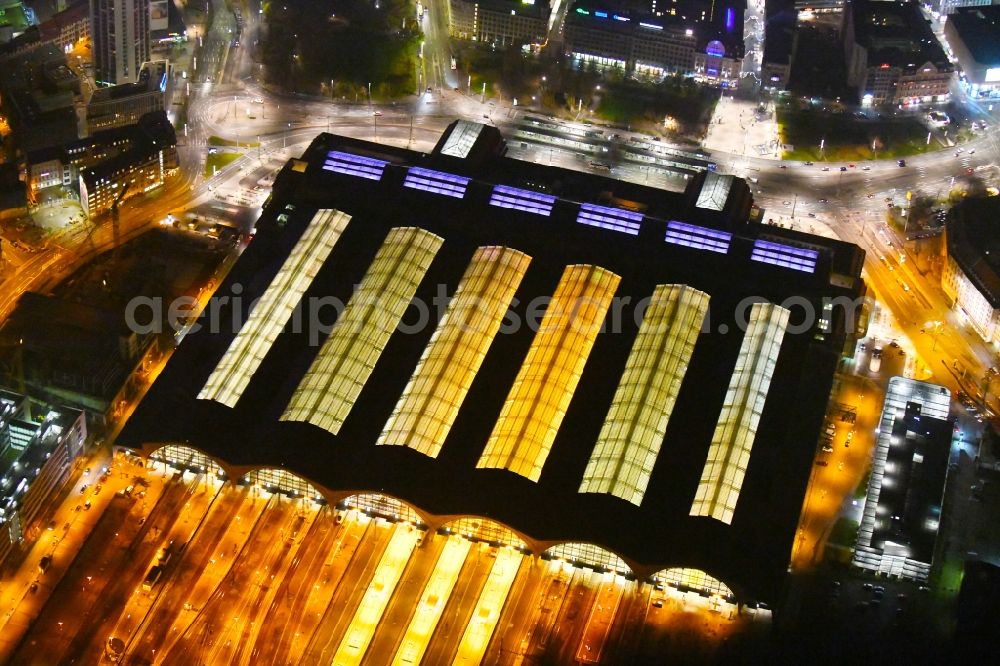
[695,172,733,211]
[576,203,643,236]
[690,303,790,525]
[489,185,557,217]
[198,209,351,408]
[478,264,621,482]
[403,167,471,199]
[439,120,484,158]
[322,150,389,181]
[580,285,710,506]
[751,239,819,273]
[664,220,731,254]
[378,246,532,458]
[281,227,444,435]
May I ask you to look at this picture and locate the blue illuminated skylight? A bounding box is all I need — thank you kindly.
[403,166,471,198]
[323,150,389,181]
[490,185,557,217]
[576,203,643,236]
[595,10,608,18]
[664,221,731,254]
[751,239,819,273]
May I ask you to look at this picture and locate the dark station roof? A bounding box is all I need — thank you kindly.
[119,122,866,602]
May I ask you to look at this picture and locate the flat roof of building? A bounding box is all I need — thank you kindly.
[947,5,1000,67]
[850,0,951,73]
[566,0,746,58]
[945,196,1000,309]
[120,123,865,602]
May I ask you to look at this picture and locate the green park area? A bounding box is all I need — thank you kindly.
[208,135,259,148]
[261,0,420,98]
[779,109,936,162]
[596,76,719,136]
[204,151,242,177]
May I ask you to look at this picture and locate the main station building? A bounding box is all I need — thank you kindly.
[120,122,865,603]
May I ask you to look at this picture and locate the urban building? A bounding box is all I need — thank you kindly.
[0,390,87,567]
[942,196,1000,344]
[0,1,90,60]
[853,377,952,581]
[90,0,150,85]
[0,291,153,414]
[793,0,844,14]
[0,163,27,220]
[843,0,953,105]
[86,59,169,133]
[27,109,175,205]
[762,7,797,89]
[121,121,866,603]
[937,0,996,16]
[449,0,551,46]
[38,0,90,51]
[78,109,177,217]
[944,5,1000,98]
[562,1,745,84]
[0,43,80,154]
[0,0,30,44]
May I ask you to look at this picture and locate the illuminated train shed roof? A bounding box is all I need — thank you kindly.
[120,122,866,603]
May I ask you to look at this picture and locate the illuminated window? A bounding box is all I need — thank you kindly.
[403,167,470,198]
[281,227,443,435]
[654,568,734,599]
[379,247,531,458]
[580,284,710,505]
[751,239,819,273]
[322,150,389,180]
[198,209,351,407]
[477,265,620,481]
[544,542,630,575]
[690,303,790,524]
[489,185,557,216]
[576,203,643,235]
[665,220,731,254]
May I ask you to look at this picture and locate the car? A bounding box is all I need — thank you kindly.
[816,460,829,466]
[208,147,218,154]
[897,159,906,167]
[867,193,874,198]
[426,87,432,93]
[80,485,88,494]
[373,111,382,116]
[652,600,664,608]
[779,164,788,169]
[84,467,91,476]
[804,161,814,166]
[863,583,873,591]
[840,166,848,172]
[822,445,834,453]
[971,149,976,154]
[862,165,871,171]
[822,166,830,171]
[84,500,92,511]
[819,198,828,203]
[94,484,102,495]
[29,582,38,594]
[808,212,816,217]
[849,163,856,168]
